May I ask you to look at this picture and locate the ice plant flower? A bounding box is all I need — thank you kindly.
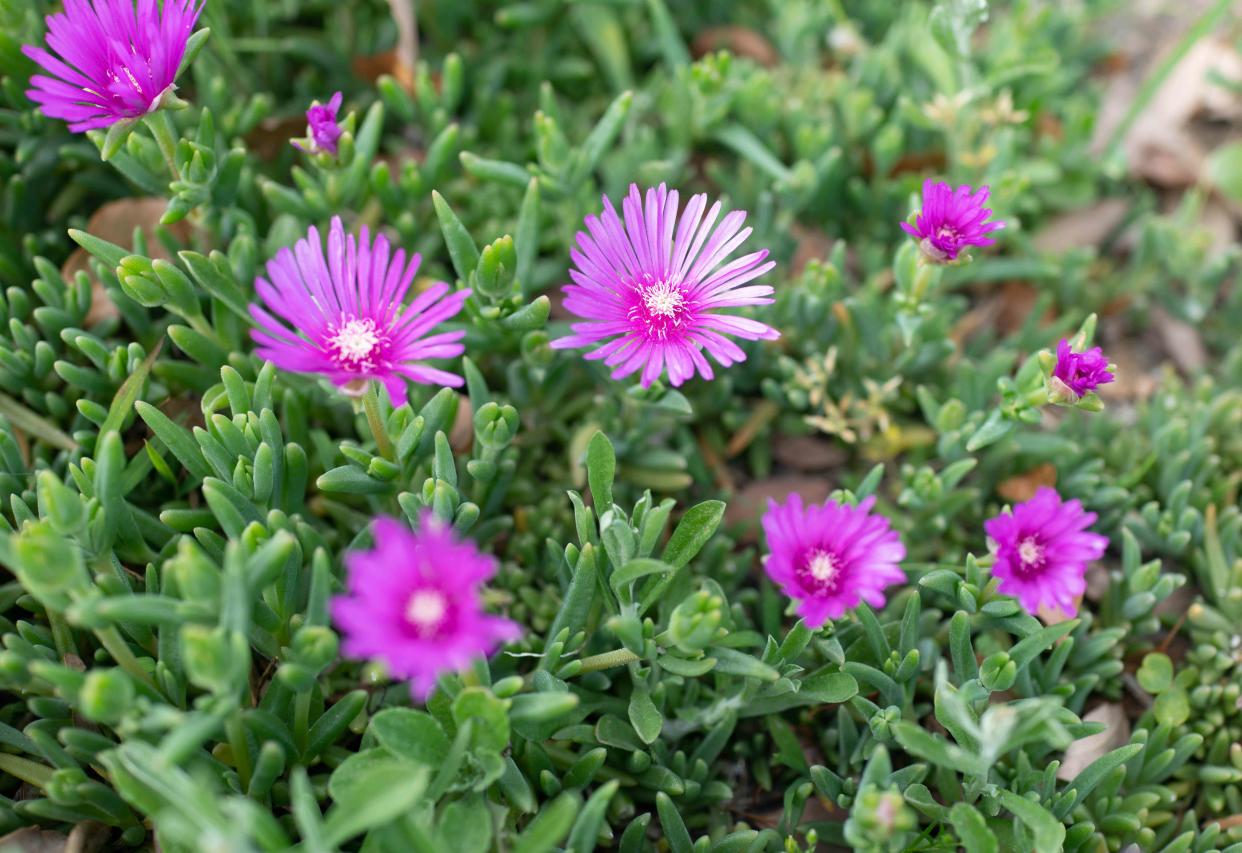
[985,487,1107,617]
[762,494,907,628]
[550,183,779,388]
[901,179,1004,263]
[294,92,344,155]
[249,216,469,404]
[23,0,204,132]
[331,515,521,700]
[1051,338,1114,399]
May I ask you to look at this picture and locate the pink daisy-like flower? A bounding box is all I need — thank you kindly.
[762,493,907,628]
[901,179,1004,263]
[1052,338,1114,399]
[293,92,343,155]
[984,487,1108,617]
[331,515,521,700]
[550,183,779,388]
[249,216,469,405]
[23,0,204,132]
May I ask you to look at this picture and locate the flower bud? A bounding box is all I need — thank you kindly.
[668,590,724,654]
[79,668,135,724]
[980,651,1016,692]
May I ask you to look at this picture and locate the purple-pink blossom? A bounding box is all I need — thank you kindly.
[901,179,1004,263]
[762,493,907,628]
[249,216,468,405]
[1052,339,1114,398]
[984,487,1107,617]
[23,0,204,132]
[550,183,779,388]
[331,515,521,700]
[295,92,343,155]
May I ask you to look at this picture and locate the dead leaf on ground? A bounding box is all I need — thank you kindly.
[244,114,307,160]
[65,822,111,853]
[449,393,474,454]
[1151,307,1208,374]
[1032,199,1130,254]
[1057,703,1131,781]
[0,827,70,853]
[1098,341,1159,403]
[1095,38,1242,187]
[62,198,192,327]
[789,223,833,276]
[1084,563,1111,602]
[726,475,832,539]
[998,463,1057,503]
[772,434,848,472]
[691,27,779,66]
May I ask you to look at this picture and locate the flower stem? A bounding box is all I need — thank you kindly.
[143,110,181,182]
[362,381,395,462]
[576,648,641,674]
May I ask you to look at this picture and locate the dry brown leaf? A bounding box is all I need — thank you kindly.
[1099,341,1158,403]
[0,827,70,853]
[1095,38,1242,187]
[997,463,1057,503]
[725,475,832,540]
[1032,199,1130,254]
[772,434,847,473]
[1151,307,1208,374]
[691,27,779,67]
[244,114,307,160]
[65,822,111,853]
[449,393,474,454]
[789,223,833,276]
[62,198,193,327]
[1056,703,1131,781]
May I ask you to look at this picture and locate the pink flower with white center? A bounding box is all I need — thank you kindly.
[984,487,1108,617]
[762,493,907,628]
[550,183,779,388]
[249,216,469,405]
[23,0,204,132]
[331,515,521,700]
[901,179,1004,263]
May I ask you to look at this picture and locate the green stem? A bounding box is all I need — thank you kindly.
[95,626,158,692]
[227,713,252,791]
[361,382,395,462]
[576,648,641,675]
[143,110,181,182]
[48,610,79,661]
[293,690,312,753]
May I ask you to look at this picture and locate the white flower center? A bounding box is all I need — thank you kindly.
[405,589,447,630]
[806,550,839,583]
[642,279,685,318]
[1018,537,1043,566]
[327,316,384,369]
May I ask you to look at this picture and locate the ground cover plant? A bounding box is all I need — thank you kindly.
[1,0,1241,850]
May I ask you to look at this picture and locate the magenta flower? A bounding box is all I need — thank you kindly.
[550,183,779,388]
[1052,339,1114,399]
[985,487,1107,617]
[762,494,907,628]
[332,515,521,700]
[294,92,344,155]
[250,216,469,404]
[23,0,204,132]
[901,179,1004,263]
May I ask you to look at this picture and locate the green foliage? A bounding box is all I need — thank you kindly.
[0,0,1240,851]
